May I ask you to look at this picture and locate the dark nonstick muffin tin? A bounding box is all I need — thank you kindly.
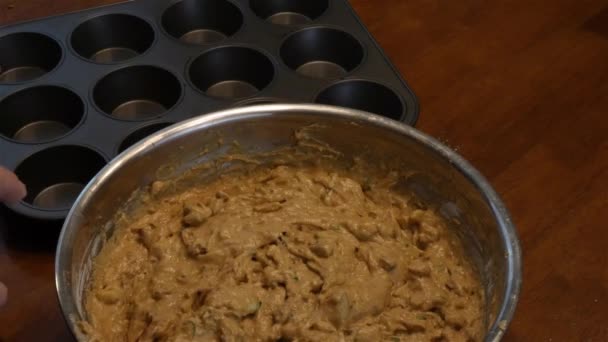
[0,0,419,221]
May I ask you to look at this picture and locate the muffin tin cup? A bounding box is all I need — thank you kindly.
[93,65,182,120]
[250,0,329,26]
[0,85,85,143]
[70,14,155,64]
[0,0,418,222]
[0,32,62,83]
[188,45,275,100]
[161,0,243,45]
[9,145,108,220]
[117,122,174,154]
[280,26,364,79]
[315,79,406,121]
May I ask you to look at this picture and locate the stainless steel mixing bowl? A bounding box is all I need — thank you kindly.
[55,104,521,341]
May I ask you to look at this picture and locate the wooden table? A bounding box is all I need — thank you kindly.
[1,0,607,340]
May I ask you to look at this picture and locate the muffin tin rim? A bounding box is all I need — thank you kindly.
[232,96,290,107]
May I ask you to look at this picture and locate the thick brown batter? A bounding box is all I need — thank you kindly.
[84,160,483,341]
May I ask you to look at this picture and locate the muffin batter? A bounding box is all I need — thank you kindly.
[83,160,483,341]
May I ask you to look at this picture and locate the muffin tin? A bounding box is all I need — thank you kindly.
[0,0,419,221]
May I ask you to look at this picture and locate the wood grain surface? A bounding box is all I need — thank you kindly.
[1,0,608,341]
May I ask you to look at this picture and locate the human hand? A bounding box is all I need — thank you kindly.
[0,166,27,307]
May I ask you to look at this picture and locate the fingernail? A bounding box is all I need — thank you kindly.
[15,177,27,200]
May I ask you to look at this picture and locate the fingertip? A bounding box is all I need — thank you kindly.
[0,167,27,204]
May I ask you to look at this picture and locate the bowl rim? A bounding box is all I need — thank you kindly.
[55,103,521,341]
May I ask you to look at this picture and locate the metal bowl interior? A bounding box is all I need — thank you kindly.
[55,104,521,341]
